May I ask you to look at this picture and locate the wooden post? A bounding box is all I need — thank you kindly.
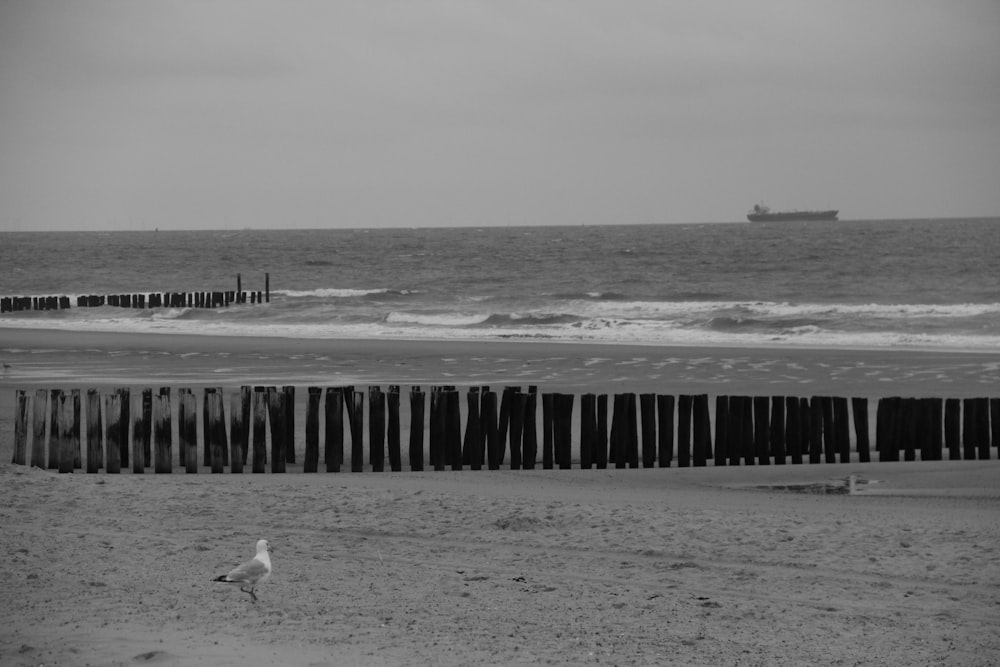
[153,390,172,474]
[57,391,74,473]
[104,392,121,473]
[12,390,28,465]
[483,389,500,470]
[554,393,574,470]
[640,393,656,468]
[926,398,943,461]
[508,391,525,470]
[408,387,424,471]
[447,390,462,471]
[726,396,743,466]
[369,386,385,472]
[387,386,401,472]
[975,397,991,460]
[809,397,824,464]
[48,389,60,469]
[676,395,692,468]
[713,395,728,467]
[31,388,47,469]
[282,386,295,464]
[464,388,482,470]
[349,389,364,472]
[770,396,785,465]
[497,387,516,467]
[228,389,243,473]
[325,388,344,472]
[267,387,286,472]
[252,386,268,473]
[798,397,811,464]
[693,394,711,467]
[609,394,625,468]
[304,387,321,473]
[179,389,197,473]
[626,393,639,468]
[785,397,801,464]
[833,397,851,463]
[901,398,917,462]
[852,397,870,463]
[658,395,675,468]
[141,388,153,467]
[944,398,961,460]
[265,272,270,303]
[85,390,102,473]
[429,388,444,471]
[753,396,770,465]
[205,388,222,473]
[596,394,609,469]
[580,393,596,469]
[541,393,554,470]
[991,398,1000,460]
[522,389,538,470]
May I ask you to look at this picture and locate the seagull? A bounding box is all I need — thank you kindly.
[213,539,272,602]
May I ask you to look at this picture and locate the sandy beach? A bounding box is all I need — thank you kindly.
[1,328,998,666]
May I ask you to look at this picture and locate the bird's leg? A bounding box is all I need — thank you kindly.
[249,588,258,602]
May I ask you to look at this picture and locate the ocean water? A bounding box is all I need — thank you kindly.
[1,218,999,350]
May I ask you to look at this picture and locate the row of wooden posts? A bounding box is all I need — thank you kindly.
[9,386,999,474]
[0,274,269,313]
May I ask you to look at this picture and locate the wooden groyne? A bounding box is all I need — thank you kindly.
[0,274,270,313]
[9,386,998,473]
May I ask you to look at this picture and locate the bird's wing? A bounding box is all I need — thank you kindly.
[225,557,268,583]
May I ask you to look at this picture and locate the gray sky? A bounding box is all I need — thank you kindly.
[1,1,998,231]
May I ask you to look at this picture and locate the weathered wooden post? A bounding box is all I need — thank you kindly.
[991,398,1000,459]
[304,387,321,473]
[141,388,153,468]
[753,396,770,465]
[153,389,172,474]
[497,386,516,467]
[676,394,692,468]
[31,388,47,469]
[580,393,596,469]
[770,396,785,465]
[926,397,943,461]
[369,386,386,472]
[554,393,574,470]
[693,394,711,467]
[833,396,850,463]
[429,388,444,471]
[349,389,364,472]
[508,390,525,470]
[482,388,500,471]
[944,398,961,460]
[71,389,81,469]
[47,389,60,469]
[712,395,728,467]
[267,387,286,473]
[12,390,28,465]
[104,391,122,473]
[265,272,270,303]
[282,386,295,464]
[725,396,742,466]
[252,386,268,473]
[785,397,801,464]
[900,398,917,462]
[967,397,991,460]
[56,391,74,473]
[464,388,482,470]
[233,386,251,469]
[446,389,462,471]
[179,389,198,473]
[640,393,656,468]
[523,388,538,470]
[626,393,639,468]
[596,394,609,469]
[408,387,424,471]
[541,393,554,470]
[325,388,344,472]
[852,397,870,463]
[387,385,401,472]
[609,393,624,468]
[809,397,825,464]
[86,389,102,473]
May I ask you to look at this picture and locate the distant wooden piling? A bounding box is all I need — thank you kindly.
[713,395,728,467]
[304,387,321,473]
[86,389,102,473]
[752,396,769,465]
[523,388,538,470]
[770,396,785,465]
[785,397,801,464]
[676,394,692,468]
[553,393,574,470]
[48,389,60,470]
[349,389,364,472]
[944,398,961,460]
[833,397,850,463]
[580,393,596,469]
[693,394,711,467]
[541,393,554,470]
[508,390,525,470]
[447,390,462,471]
[640,393,656,468]
[596,394,609,469]
[852,397,870,462]
[464,388,482,470]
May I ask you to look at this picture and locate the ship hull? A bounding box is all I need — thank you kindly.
[747,210,839,222]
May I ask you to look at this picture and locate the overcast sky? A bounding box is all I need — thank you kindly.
[1,1,998,231]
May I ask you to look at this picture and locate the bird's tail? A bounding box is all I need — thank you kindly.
[212,575,231,582]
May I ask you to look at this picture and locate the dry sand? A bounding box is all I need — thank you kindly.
[1,329,999,666]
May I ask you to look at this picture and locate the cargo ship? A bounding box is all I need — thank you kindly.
[747,203,838,222]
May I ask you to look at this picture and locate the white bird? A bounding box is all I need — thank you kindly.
[213,539,272,602]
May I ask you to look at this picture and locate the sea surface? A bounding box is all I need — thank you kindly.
[2,218,999,350]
